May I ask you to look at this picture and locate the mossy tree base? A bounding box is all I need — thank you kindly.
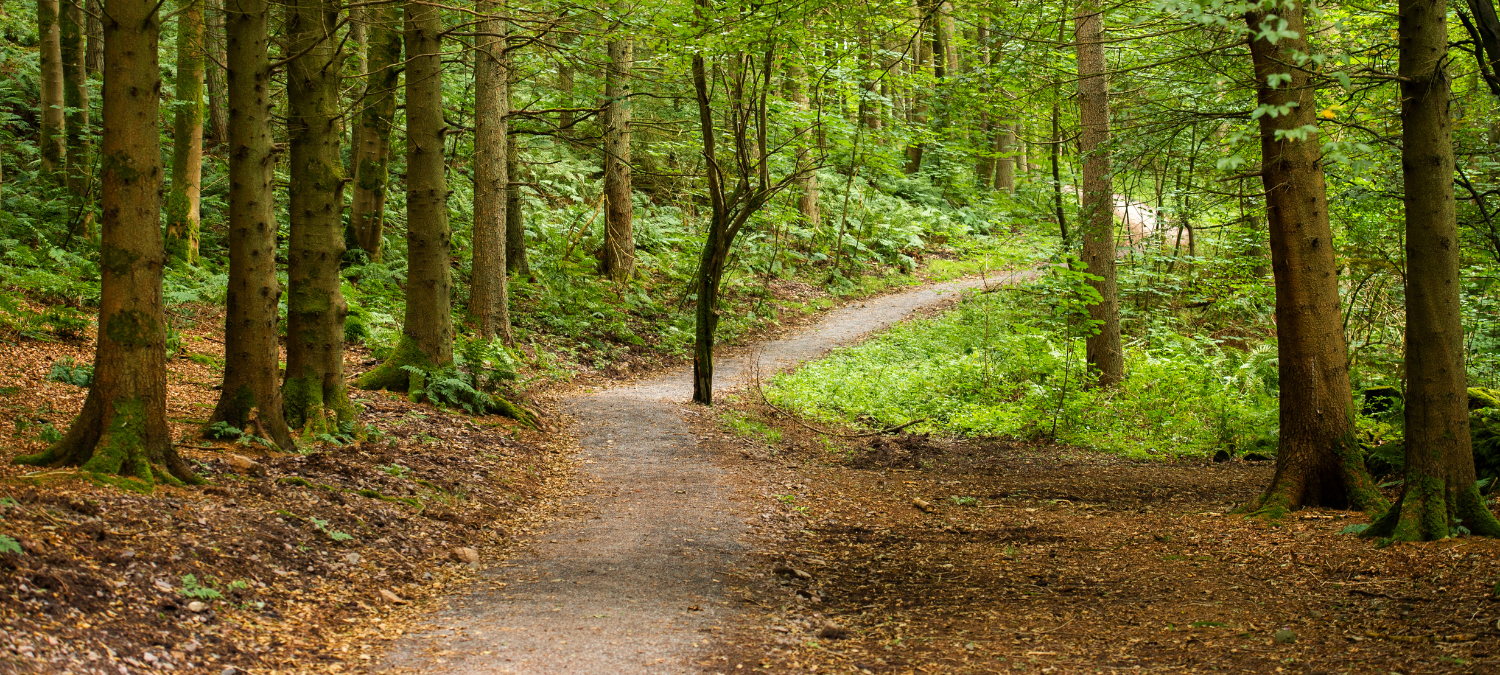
[356,335,439,394]
[1237,436,1387,521]
[13,395,201,491]
[1363,475,1500,542]
[283,374,354,436]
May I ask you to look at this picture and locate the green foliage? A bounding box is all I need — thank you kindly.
[179,574,223,600]
[950,496,980,507]
[0,535,21,555]
[45,358,92,387]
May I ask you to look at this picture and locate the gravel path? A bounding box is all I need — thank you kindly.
[378,272,1027,674]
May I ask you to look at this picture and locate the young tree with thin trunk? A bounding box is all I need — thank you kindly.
[471,0,511,342]
[282,0,351,431]
[601,37,635,281]
[993,120,1014,193]
[37,0,64,180]
[1240,0,1383,515]
[205,0,229,146]
[348,1,400,259]
[358,0,453,391]
[904,0,931,174]
[165,0,205,265]
[556,19,576,139]
[85,0,101,77]
[506,59,530,276]
[60,0,89,230]
[1365,0,1500,539]
[211,0,293,451]
[15,0,200,487]
[1075,0,1124,387]
[787,58,819,226]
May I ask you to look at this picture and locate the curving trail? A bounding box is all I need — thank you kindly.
[378,271,1030,674]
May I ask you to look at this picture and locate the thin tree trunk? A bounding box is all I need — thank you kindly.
[84,0,102,77]
[506,127,529,275]
[556,19,575,140]
[1075,0,1123,386]
[282,0,351,431]
[788,59,819,226]
[1368,0,1500,539]
[1241,1,1383,515]
[165,0,204,265]
[994,121,1014,193]
[38,0,64,180]
[204,0,228,146]
[348,1,399,260]
[471,0,511,342]
[1014,122,1028,175]
[601,38,635,281]
[212,0,293,451]
[358,0,453,391]
[904,0,930,174]
[61,0,89,234]
[15,0,199,486]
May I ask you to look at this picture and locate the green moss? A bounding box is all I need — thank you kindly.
[356,335,441,392]
[277,476,316,488]
[99,243,142,276]
[1469,388,1500,411]
[104,310,157,348]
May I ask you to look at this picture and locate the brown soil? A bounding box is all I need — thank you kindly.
[694,398,1500,674]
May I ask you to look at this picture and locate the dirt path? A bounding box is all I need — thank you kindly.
[377,272,1029,674]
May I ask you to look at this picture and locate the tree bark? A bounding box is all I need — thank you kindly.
[601,38,635,281]
[904,0,930,175]
[61,0,89,233]
[556,19,576,139]
[38,0,65,180]
[1075,0,1124,387]
[212,0,292,451]
[506,127,529,275]
[15,0,199,487]
[994,120,1014,193]
[1241,1,1382,516]
[204,0,228,146]
[358,0,453,391]
[787,59,819,227]
[165,0,204,265]
[471,0,511,342]
[348,0,399,260]
[1367,0,1500,539]
[84,0,102,77]
[282,0,350,432]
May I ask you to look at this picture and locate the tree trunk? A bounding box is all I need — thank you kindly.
[204,0,228,146]
[601,38,635,281]
[904,0,930,175]
[993,120,1014,193]
[358,0,453,392]
[505,128,529,275]
[282,0,350,431]
[211,0,292,451]
[556,20,575,139]
[38,0,65,180]
[84,0,102,77]
[60,0,89,233]
[471,0,511,342]
[1014,122,1028,175]
[1367,0,1500,539]
[15,0,199,487]
[787,59,819,227]
[1075,0,1124,387]
[165,0,204,265]
[348,0,399,260]
[1241,1,1383,516]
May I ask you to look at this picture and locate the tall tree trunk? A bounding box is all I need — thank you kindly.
[556,20,576,140]
[282,0,350,431]
[61,0,89,233]
[211,0,292,451]
[1368,0,1500,539]
[1014,122,1028,175]
[37,0,65,180]
[601,38,635,281]
[506,126,529,275]
[204,0,228,146]
[993,120,1014,193]
[471,0,511,342]
[15,0,199,487]
[1241,1,1383,515]
[84,0,102,77]
[348,1,399,260]
[788,59,819,227]
[1075,0,1124,386]
[165,0,204,265]
[358,0,453,391]
[904,0,930,175]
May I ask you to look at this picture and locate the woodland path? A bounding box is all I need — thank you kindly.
[378,270,1031,674]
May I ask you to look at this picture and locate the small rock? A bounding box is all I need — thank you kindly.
[450,547,480,565]
[187,601,207,613]
[223,454,266,477]
[222,667,242,675]
[774,566,812,580]
[142,652,158,663]
[912,498,934,513]
[344,552,361,565]
[818,623,850,640]
[18,539,45,555]
[380,589,408,605]
[1273,628,1296,644]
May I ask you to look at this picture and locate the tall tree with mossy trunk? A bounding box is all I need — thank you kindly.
[348,0,400,260]
[165,0,205,265]
[1238,0,1383,517]
[600,37,635,281]
[14,0,200,488]
[471,0,511,342]
[1364,0,1500,540]
[1075,0,1124,387]
[358,0,453,392]
[60,0,90,237]
[282,0,351,432]
[211,0,294,451]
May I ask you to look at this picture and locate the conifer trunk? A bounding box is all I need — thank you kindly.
[348,1,399,260]
[212,0,292,451]
[505,63,530,276]
[165,0,205,265]
[84,0,102,77]
[904,0,930,174]
[787,60,819,227]
[204,0,228,146]
[601,38,635,281]
[1241,1,1382,515]
[15,0,199,488]
[556,22,576,139]
[60,0,89,232]
[282,0,350,431]
[1075,0,1124,387]
[994,121,1014,193]
[38,0,65,180]
[1367,0,1500,539]
[358,0,453,391]
[471,0,511,342]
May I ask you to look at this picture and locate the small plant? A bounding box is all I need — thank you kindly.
[36,423,62,444]
[378,464,411,479]
[205,421,242,440]
[308,516,354,542]
[777,494,797,504]
[950,496,980,507]
[226,579,251,592]
[45,358,93,387]
[0,535,22,555]
[180,574,223,600]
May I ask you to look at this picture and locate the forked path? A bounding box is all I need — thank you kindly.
[379,272,1027,674]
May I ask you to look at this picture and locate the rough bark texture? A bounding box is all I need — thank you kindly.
[904,0,930,175]
[471,2,511,342]
[211,0,292,451]
[14,0,199,488]
[358,0,453,392]
[601,38,635,281]
[1075,0,1124,387]
[204,0,229,146]
[556,21,576,139]
[505,90,530,276]
[282,0,350,432]
[1241,2,1382,516]
[164,0,204,265]
[60,0,89,230]
[348,1,399,260]
[994,121,1015,193]
[787,60,819,227]
[85,0,102,77]
[38,0,65,180]
[1367,0,1500,540]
